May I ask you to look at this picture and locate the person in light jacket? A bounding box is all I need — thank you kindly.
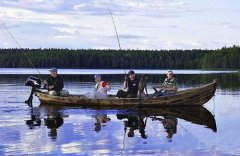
[89,74,111,99]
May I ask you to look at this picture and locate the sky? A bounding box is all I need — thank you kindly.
[0,0,239,50]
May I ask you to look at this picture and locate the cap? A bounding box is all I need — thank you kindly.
[94,74,101,79]
[49,67,58,72]
[128,70,135,75]
[167,70,173,74]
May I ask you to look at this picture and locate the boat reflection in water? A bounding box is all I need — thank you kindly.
[116,106,216,141]
[26,104,216,142]
[25,105,68,141]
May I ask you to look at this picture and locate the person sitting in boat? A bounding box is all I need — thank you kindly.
[44,67,69,97]
[116,70,140,98]
[89,74,111,99]
[154,70,178,96]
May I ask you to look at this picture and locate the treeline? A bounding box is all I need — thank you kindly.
[0,46,239,69]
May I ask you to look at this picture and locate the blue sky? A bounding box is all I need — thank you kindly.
[0,0,239,50]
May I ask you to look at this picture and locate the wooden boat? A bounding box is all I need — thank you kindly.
[36,80,217,107]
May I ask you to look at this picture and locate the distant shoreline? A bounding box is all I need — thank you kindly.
[0,46,239,70]
[0,68,238,75]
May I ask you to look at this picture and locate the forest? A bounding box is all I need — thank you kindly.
[0,45,239,69]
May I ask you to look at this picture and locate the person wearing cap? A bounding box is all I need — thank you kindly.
[116,70,140,98]
[89,74,111,99]
[44,67,69,97]
[154,70,178,96]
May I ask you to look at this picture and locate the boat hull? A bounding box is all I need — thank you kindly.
[36,81,217,107]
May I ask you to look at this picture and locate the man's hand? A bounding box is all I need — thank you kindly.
[44,80,48,85]
[48,86,54,90]
[137,91,141,98]
[124,75,129,81]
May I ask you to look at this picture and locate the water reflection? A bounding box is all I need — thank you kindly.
[34,104,216,142]
[25,105,68,141]
[25,107,41,129]
[44,113,64,140]
[92,114,111,132]
[117,114,148,139]
[116,106,216,142]
[155,116,177,142]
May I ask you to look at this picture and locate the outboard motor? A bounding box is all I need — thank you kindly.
[25,76,42,106]
[25,76,41,89]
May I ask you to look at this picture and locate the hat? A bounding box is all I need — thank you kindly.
[49,67,58,72]
[94,74,101,79]
[128,70,135,75]
[167,70,173,74]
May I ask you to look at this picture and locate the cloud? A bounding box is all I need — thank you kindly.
[0,0,240,49]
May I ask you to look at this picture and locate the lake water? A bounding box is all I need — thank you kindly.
[0,69,240,156]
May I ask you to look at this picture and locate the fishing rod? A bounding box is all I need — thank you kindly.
[0,21,42,80]
[1,21,44,105]
[126,50,229,111]
[108,8,128,84]
[108,8,121,50]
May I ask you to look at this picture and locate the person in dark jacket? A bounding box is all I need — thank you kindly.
[44,67,69,96]
[116,70,140,98]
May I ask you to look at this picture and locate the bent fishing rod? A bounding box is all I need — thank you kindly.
[108,8,121,50]
[0,21,42,81]
[108,8,128,79]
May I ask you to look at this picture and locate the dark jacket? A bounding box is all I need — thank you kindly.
[46,75,64,92]
[127,78,139,96]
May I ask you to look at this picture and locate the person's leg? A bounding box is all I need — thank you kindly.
[49,90,57,96]
[89,90,97,98]
[116,90,128,98]
[95,92,107,99]
[60,90,69,97]
[127,93,138,98]
[156,90,164,97]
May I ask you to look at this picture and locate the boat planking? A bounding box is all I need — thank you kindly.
[36,80,217,107]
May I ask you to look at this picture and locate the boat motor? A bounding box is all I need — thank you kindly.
[25,76,42,106]
[25,76,41,89]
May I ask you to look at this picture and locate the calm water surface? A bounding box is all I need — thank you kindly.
[0,69,240,156]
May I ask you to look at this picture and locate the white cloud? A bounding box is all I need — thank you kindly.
[0,0,239,49]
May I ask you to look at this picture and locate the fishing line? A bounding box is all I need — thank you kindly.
[0,21,42,81]
[120,128,126,156]
[26,120,45,155]
[1,21,45,154]
[125,50,225,111]
[184,53,228,86]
